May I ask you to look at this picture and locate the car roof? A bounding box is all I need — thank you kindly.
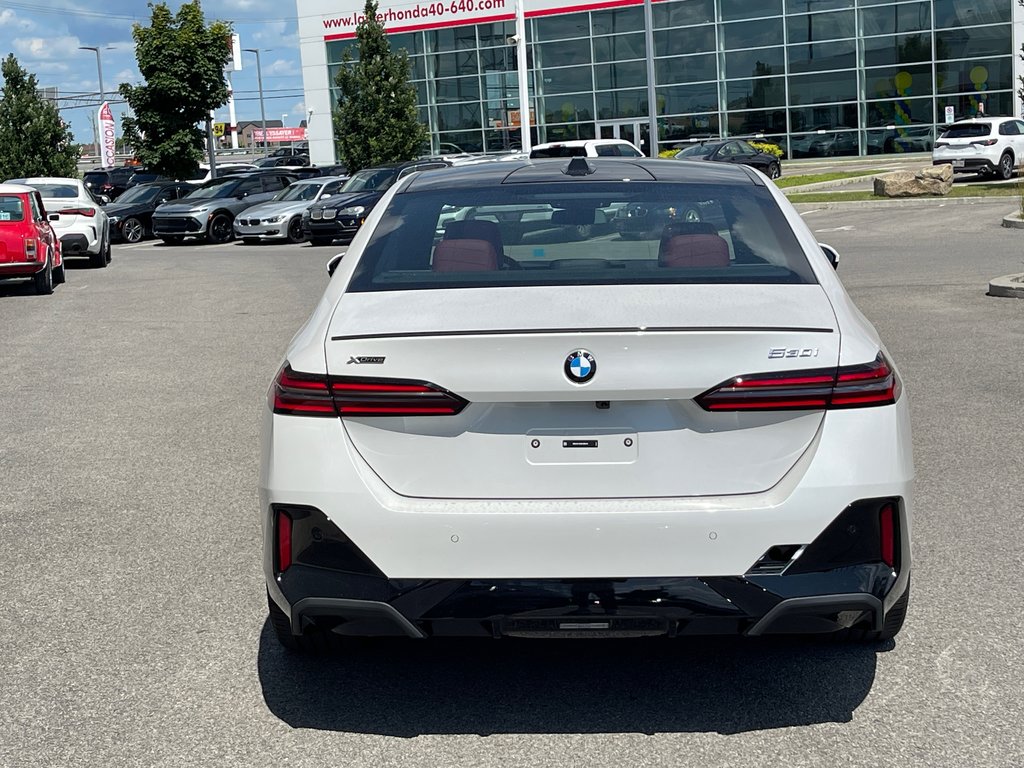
[10,177,82,185]
[402,157,760,192]
[0,183,37,194]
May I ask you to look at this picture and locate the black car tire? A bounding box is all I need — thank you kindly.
[53,254,66,285]
[286,216,306,244]
[310,236,334,246]
[89,238,108,268]
[121,217,145,243]
[767,162,781,179]
[267,591,334,654]
[33,256,53,295]
[159,236,184,245]
[207,213,234,244]
[998,152,1014,180]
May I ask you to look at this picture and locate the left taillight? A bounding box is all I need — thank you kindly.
[270,363,467,417]
[58,207,96,217]
[697,353,901,412]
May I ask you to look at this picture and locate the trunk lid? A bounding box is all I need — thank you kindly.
[324,284,839,499]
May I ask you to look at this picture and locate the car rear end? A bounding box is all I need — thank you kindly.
[932,120,1000,174]
[0,191,46,280]
[261,160,912,647]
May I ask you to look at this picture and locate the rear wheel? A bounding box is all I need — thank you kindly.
[207,213,234,244]
[286,216,306,244]
[767,162,781,179]
[89,237,108,268]
[998,152,1014,180]
[53,258,65,285]
[33,257,53,295]
[267,590,334,654]
[121,216,144,243]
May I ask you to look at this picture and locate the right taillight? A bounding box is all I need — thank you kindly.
[270,364,467,417]
[275,507,293,574]
[697,352,901,412]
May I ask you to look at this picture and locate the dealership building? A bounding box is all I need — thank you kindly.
[297,0,1024,162]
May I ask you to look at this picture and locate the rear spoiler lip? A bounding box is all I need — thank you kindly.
[330,326,835,342]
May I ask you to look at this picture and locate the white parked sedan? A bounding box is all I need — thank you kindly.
[261,157,913,651]
[234,176,348,244]
[5,177,111,268]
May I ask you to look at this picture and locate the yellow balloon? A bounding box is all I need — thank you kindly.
[894,71,912,92]
[970,66,988,86]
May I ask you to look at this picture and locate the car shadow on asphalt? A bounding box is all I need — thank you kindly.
[257,619,888,736]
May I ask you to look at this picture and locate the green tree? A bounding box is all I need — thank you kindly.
[118,1,231,179]
[0,55,78,179]
[332,0,426,171]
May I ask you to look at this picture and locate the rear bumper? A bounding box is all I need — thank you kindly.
[59,233,91,254]
[932,157,998,173]
[0,260,45,277]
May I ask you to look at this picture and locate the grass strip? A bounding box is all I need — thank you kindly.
[775,170,886,188]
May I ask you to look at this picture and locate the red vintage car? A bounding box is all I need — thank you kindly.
[0,183,64,294]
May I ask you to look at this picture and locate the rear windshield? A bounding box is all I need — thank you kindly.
[83,172,108,182]
[347,181,816,292]
[530,145,587,158]
[676,143,718,157]
[0,195,26,221]
[941,123,991,138]
[26,184,77,198]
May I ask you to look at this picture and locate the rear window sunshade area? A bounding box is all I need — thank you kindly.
[942,124,991,138]
[347,181,817,292]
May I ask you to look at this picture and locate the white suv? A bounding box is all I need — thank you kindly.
[6,177,111,268]
[530,139,644,158]
[932,117,1024,179]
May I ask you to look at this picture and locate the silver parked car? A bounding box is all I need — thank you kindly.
[234,176,348,244]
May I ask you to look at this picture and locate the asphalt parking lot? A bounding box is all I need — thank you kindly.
[1,202,1022,767]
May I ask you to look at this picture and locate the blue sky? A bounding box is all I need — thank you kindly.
[0,0,304,146]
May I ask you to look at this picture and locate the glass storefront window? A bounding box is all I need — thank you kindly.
[535,13,590,41]
[477,22,515,48]
[653,26,714,56]
[933,0,1009,29]
[789,70,857,103]
[720,0,782,21]
[596,89,648,119]
[439,130,484,152]
[538,38,592,67]
[652,0,715,29]
[543,66,594,95]
[725,47,785,79]
[541,92,595,122]
[656,54,718,84]
[659,113,720,143]
[592,6,645,35]
[860,2,930,36]
[725,77,787,109]
[595,32,647,61]
[865,65,932,99]
[411,56,427,80]
[426,26,478,52]
[595,61,648,90]
[785,0,853,12]
[722,18,784,50]
[936,57,1012,95]
[789,129,859,157]
[389,33,425,55]
[864,124,935,155]
[865,96,933,127]
[437,102,483,131]
[428,50,480,77]
[937,92,1012,120]
[789,103,858,132]
[863,33,932,67]
[788,40,856,74]
[787,10,855,44]
[935,26,1011,60]
[326,41,358,64]
[727,109,787,135]
[435,76,482,103]
[657,83,720,114]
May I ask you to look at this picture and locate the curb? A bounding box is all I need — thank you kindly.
[988,273,1024,299]
[781,172,892,193]
[791,197,1016,210]
[1001,213,1024,228]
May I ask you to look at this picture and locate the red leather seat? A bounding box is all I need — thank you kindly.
[432,238,498,271]
[658,223,730,268]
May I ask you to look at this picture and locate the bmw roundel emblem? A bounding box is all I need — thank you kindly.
[564,349,596,384]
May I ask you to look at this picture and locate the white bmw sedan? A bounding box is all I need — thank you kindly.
[260,157,912,651]
[5,177,111,268]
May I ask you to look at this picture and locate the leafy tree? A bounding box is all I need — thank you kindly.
[119,1,231,179]
[0,55,78,179]
[333,0,426,171]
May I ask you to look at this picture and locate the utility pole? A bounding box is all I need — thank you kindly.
[244,48,267,155]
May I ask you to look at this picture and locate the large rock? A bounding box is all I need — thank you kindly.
[873,164,953,197]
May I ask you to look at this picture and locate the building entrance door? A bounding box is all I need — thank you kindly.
[598,120,652,155]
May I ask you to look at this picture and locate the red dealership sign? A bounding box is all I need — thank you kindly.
[252,127,308,143]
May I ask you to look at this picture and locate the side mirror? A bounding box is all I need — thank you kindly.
[818,243,840,270]
[320,193,331,200]
[48,213,60,222]
[327,253,344,277]
[99,195,111,205]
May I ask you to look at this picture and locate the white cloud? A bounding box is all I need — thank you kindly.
[265,58,299,76]
[0,9,36,32]
[13,35,81,61]
[291,101,306,115]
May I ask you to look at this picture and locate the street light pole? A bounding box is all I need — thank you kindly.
[79,45,107,162]
[243,48,267,155]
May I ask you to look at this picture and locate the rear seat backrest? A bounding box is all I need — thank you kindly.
[432,239,498,272]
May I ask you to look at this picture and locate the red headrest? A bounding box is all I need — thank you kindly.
[432,238,499,271]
